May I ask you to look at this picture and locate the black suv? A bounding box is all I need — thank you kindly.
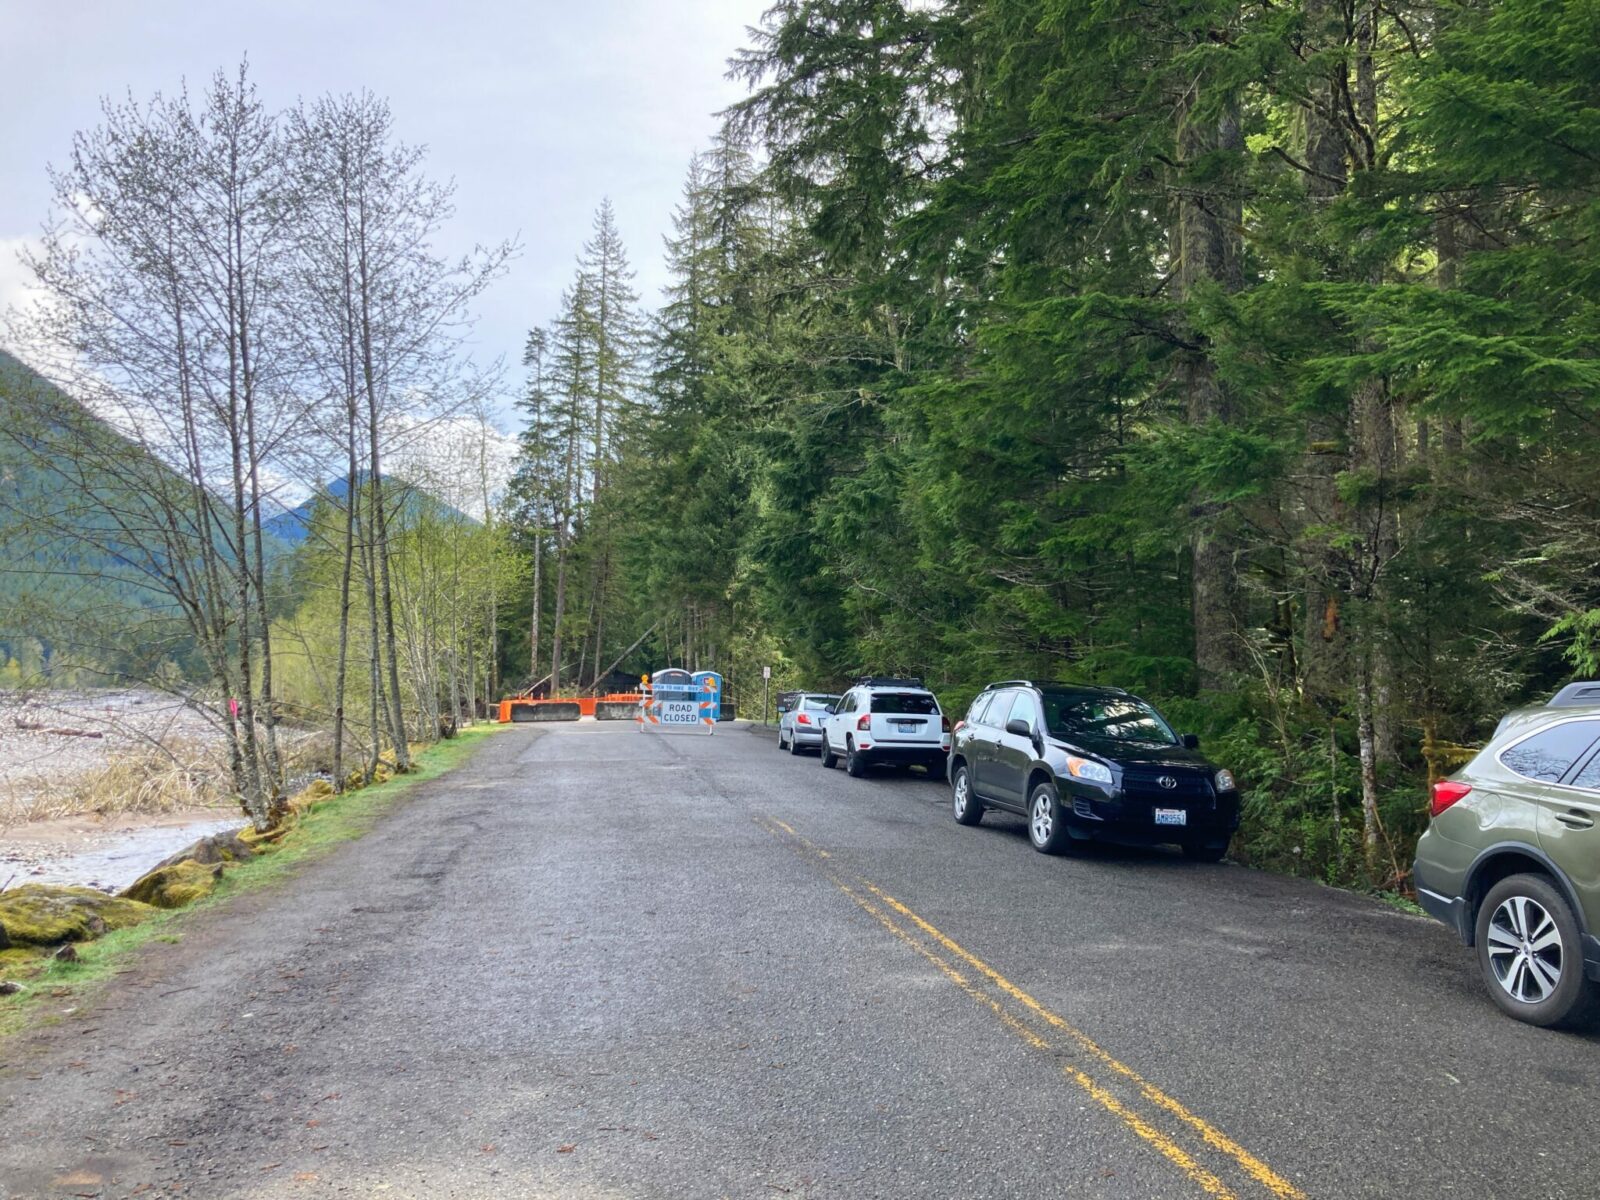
[947,681,1241,860]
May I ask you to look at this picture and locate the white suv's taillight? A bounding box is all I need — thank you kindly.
[857,713,871,732]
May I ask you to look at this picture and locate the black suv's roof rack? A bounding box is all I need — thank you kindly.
[855,675,924,688]
[1549,681,1600,707]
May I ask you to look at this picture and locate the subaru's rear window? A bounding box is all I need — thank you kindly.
[803,695,839,711]
[871,692,939,715]
[1501,720,1600,783]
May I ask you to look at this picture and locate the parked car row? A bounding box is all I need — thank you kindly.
[776,675,1600,1029]
[781,676,1237,860]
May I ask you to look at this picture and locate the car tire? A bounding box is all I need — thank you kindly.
[820,734,838,769]
[1475,873,1600,1029]
[845,739,869,778]
[951,765,983,826]
[788,731,804,756]
[1182,839,1228,864]
[1026,780,1074,855]
[777,727,786,749]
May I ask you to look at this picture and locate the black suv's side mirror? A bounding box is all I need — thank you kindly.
[1180,733,1200,749]
[1005,718,1033,738]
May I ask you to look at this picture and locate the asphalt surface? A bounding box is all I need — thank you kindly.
[2,721,1598,1199]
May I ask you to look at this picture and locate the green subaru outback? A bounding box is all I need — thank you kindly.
[1415,681,1600,1027]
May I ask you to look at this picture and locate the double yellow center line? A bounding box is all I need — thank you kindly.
[754,815,1306,1200]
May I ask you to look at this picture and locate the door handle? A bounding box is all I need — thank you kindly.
[1555,810,1596,830]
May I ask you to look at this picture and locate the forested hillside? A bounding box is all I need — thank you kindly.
[509,0,1600,888]
[0,348,213,685]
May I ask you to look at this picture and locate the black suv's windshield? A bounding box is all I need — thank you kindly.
[871,692,939,715]
[1041,691,1176,745]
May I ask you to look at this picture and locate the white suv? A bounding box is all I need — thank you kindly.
[820,677,951,777]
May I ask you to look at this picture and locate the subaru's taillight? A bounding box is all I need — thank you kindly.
[857,713,872,731]
[1431,780,1472,817]
[942,716,951,733]
[796,712,810,725]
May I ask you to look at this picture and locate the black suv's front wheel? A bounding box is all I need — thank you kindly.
[1475,873,1600,1028]
[951,764,983,826]
[1026,780,1074,855]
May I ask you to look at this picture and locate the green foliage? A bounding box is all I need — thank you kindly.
[499,0,1600,891]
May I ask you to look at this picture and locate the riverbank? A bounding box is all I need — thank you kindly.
[0,687,331,832]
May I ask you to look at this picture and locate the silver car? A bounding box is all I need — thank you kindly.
[778,693,840,754]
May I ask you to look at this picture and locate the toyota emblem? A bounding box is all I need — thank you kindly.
[1158,775,1178,790]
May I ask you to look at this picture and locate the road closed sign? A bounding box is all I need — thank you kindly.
[658,698,698,724]
[638,668,722,734]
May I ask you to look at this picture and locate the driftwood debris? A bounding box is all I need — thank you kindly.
[11,718,104,739]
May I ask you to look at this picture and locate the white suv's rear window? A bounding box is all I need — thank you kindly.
[870,692,938,715]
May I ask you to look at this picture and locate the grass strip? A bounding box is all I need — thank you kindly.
[0,724,504,1047]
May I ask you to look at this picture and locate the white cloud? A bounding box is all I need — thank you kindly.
[0,235,45,334]
[385,413,519,522]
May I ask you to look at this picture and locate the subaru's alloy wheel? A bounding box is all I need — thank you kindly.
[1486,895,1563,1004]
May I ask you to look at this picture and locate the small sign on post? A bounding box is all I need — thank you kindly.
[762,665,771,726]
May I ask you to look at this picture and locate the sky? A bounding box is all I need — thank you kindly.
[0,0,769,434]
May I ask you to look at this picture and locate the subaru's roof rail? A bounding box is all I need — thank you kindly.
[985,679,1034,690]
[855,675,924,688]
[1549,681,1600,707]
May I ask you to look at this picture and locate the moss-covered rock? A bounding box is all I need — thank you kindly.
[151,830,256,873]
[0,885,155,946]
[238,824,288,850]
[120,858,223,909]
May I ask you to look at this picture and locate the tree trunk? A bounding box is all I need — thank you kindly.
[360,476,385,780]
[331,422,359,791]
[529,528,543,682]
[358,224,412,771]
[1356,649,1382,880]
[550,539,570,695]
[1175,82,1245,690]
[1297,0,1354,708]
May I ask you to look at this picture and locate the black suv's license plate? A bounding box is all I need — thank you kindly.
[1154,807,1187,827]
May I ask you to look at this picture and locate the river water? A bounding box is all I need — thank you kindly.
[1,815,244,893]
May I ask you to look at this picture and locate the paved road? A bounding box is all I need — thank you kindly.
[2,722,1598,1199]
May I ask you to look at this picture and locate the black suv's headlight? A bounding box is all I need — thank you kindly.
[1214,769,1237,792]
[1065,755,1113,786]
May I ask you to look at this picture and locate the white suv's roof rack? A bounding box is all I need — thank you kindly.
[855,676,924,689]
